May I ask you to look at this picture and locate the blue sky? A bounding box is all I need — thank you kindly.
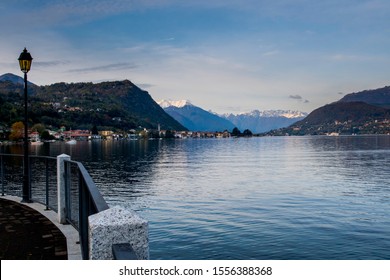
[1,0,389,113]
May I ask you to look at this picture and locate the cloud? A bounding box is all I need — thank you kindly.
[289,94,303,100]
[4,0,390,30]
[4,0,188,28]
[220,106,247,113]
[2,0,389,114]
[289,94,310,103]
[68,62,138,73]
[262,50,279,57]
[34,61,70,68]
[137,83,155,89]
[329,54,361,62]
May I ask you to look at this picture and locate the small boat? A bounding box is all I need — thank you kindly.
[327,132,340,136]
[31,141,44,145]
[66,139,77,145]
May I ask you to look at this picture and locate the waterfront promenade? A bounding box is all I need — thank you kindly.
[0,196,81,260]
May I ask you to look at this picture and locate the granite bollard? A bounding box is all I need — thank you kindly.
[57,154,71,224]
[88,206,149,260]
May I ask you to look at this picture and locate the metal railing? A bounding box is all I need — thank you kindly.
[63,159,109,259]
[1,153,24,198]
[0,154,57,210]
[0,153,110,260]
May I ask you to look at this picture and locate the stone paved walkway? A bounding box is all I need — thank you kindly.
[0,198,67,260]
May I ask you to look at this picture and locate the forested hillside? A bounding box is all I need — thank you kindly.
[0,74,186,132]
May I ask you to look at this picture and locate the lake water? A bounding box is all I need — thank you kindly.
[4,135,390,259]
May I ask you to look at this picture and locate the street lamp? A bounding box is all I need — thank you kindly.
[18,48,33,203]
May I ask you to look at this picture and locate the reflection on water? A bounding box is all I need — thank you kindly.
[2,136,390,259]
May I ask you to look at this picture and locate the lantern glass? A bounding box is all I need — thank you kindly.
[18,48,33,73]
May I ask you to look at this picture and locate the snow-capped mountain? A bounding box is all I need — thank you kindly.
[222,109,307,119]
[157,100,307,133]
[158,99,193,109]
[157,100,235,132]
[239,109,307,119]
[221,110,308,133]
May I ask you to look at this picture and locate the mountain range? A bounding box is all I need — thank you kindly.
[158,100,235,132]
[158,100,307,133]
[3,72,389,136]
[221,110,307,133]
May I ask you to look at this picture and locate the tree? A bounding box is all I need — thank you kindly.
[148,130,160,139]
[91,125,99,135]
[164,130,175,139]
[31,123,45,134]
[40,130,55,141]
[231,127,241,137]
[9,121,24,141]
[242,129,253,137]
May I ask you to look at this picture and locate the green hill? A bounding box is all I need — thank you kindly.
[338,86,390,109]
[288,102,390,135]
[265,85,390,136]
[0,74,186,132]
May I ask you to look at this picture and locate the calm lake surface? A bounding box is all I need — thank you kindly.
[5,135,390,259]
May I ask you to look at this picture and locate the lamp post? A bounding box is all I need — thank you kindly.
[18,48,33,203]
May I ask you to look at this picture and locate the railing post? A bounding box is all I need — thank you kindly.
[57,154,71,224]
[65,162,72,222]
[1,155,4,196]
[45,158,49,210]
[79,171,90,260]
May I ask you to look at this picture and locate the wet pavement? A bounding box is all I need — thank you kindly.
[0,198,67,260]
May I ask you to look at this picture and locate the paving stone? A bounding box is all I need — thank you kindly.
[0,198,68,260]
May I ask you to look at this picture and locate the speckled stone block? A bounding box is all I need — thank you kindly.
[88,206,149,260]
[57,154,70,224]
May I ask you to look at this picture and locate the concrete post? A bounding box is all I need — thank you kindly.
[88,206,149,260]
[57,154,70,224]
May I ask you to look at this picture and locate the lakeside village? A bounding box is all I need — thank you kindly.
[0,123,252,144]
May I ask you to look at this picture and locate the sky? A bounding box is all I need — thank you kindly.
[1,0,389,114]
